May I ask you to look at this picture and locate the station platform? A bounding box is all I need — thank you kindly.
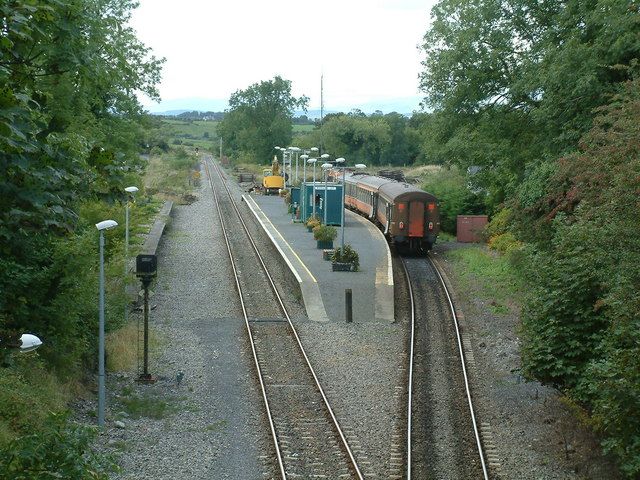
[243,194,394,323]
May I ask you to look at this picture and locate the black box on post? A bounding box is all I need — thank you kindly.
[136,254,157,277]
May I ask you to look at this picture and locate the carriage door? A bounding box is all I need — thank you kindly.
[408,201,425,237]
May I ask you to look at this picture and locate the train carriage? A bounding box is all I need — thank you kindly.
[342,171,440,253]
[378,182,439,252]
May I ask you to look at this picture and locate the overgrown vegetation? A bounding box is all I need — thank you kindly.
[0,413,118,479]
[0,0,166,474]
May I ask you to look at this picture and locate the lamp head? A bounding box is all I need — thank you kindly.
[95,220,118,231]
[355,163,367,169]
[300,154,309,160]
[310,147,319,152]
[321,163,332,169]
[335,157,345,164]
[307,158,317,164]
[320,153,330,159]
[19,334,43,352]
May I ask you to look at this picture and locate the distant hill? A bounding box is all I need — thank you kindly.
[144,96,424,117]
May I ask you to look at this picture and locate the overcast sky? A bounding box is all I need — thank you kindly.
[130,0,437,112]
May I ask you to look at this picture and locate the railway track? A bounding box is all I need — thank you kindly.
[402,255,488,479]
[203,156,363,479]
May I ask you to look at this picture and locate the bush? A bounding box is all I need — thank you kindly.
[487,232,522,254]
[0,413,117,479]
[421,166,485,233]
[305,216,321,229]
[332,244,360,271]
[313,225,337,242]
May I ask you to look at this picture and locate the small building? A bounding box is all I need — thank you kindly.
[456,215,488,243]
[300,182,343,226]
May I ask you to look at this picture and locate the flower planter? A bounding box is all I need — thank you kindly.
[332,261,354,272]
[317,240,333,250]
[322,249,334,261]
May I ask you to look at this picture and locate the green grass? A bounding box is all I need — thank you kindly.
[119,394,179,420]
[445,245,524,315]
[292,124,315,133]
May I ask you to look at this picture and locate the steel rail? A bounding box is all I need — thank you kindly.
[203,159,287,479]
[208,157,364,480]
[427,254,489,480]
[400,258,416,480]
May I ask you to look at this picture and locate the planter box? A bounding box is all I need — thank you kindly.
[316,240,333,250]
[322,249,334,261]
[332,261,354,272]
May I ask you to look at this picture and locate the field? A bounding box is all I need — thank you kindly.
[161,119,219,149]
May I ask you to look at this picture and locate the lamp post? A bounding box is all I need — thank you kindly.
[307,158,317,218]
[289,147,300,184]
[335,158,346,248]
[300,154,309,219]
[321,162,332,224]
[124,186,138,324]
[96,219,118,427]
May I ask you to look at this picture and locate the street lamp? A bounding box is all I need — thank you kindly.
[300,154,309,219]
[0,333,43,352]
[124,186,138,324]
[307,158,317,219]
[18,334,43,352]
[321,162,332,224]
[289,147,301,184]
[96,218,118,427]
[335,158,346,248]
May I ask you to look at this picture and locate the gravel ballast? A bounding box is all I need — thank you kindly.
[92,165,274,479]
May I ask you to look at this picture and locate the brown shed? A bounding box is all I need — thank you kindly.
[456,215,488,243]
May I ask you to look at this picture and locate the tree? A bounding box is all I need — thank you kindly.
[216,76,308,162]
[0,0,164,373]
[419,0,640,209]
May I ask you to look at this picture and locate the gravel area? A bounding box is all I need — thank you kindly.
[80,163,278,479]
[432,242,622,480]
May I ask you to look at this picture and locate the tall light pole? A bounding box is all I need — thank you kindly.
[335,158,346,248]
[321,162,332,224]
[124,186,138,325]
[289,147,300,184]
[96,219,118,427]
[300,154,308,219]
[307,158,317,218]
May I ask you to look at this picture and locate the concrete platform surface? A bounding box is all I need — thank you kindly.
[244,194,394,323]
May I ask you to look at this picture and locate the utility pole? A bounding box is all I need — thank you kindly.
[219,138,222,161]
[320,73,324,156]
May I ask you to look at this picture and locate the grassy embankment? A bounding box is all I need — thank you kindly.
[0,147,197,454]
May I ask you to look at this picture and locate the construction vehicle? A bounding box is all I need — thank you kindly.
[262,155,285,194]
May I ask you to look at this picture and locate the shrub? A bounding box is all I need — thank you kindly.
[0,413,117,479]
[313,225,337,242]
[332,244,360,271]
[487,232,522,254]
[305,216,321,229]
[421,166,485,233]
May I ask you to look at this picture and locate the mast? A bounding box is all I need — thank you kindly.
[320,73,324,155]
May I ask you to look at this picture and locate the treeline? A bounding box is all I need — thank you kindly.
[419,0,640,475]
[0,0,162,474]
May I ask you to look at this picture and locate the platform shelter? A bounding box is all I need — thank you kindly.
[300,182,343,226]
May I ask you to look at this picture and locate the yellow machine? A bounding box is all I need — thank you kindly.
[262,155,285,194]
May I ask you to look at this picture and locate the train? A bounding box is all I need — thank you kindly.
[336,170,440,253]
